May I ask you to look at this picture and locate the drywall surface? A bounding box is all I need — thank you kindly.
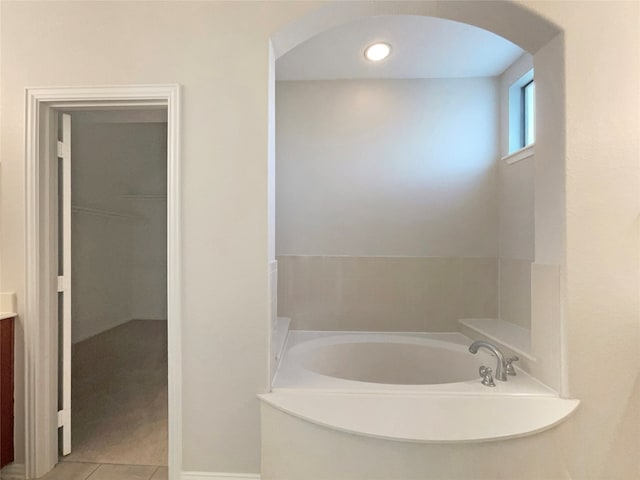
[553,2,639,477]
[127,124,168,322]
[498,155,534,261]
[0,1,637,479]
[276,78,499,257]
[497,55,534,329]
[497,153,533,328]
[533,31,565,267]
[71,120,167,343]
[278,255,497,331]
[71,206,133,343]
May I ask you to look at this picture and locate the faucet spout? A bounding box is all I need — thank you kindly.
[469,341,507,381]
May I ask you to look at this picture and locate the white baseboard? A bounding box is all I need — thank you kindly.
[182,473,260,480]
[1,463,25,480]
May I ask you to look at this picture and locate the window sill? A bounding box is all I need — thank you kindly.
[502,143,535,164]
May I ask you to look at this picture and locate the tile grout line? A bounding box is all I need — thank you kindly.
[83,463,101,480]
[149,466,160,480]
[79,463,162,480]
[61,460,167,468]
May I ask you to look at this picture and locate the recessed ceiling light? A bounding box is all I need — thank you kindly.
[364,42,391,62]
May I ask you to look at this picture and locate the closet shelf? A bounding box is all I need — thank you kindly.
[72,205,141,220]
[123,194,167,200]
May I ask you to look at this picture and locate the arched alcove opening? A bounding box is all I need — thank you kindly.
[267,1,566,395]
[271,1,561,57]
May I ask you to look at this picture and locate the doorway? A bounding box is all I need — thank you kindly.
[24,86,182,480]
[56,108,168,469]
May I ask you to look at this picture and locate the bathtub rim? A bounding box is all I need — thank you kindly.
[273,330,557,397]
[288,333,497,386]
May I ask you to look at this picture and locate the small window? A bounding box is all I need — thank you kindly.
[522,79,535,147]
[508,69,535,154]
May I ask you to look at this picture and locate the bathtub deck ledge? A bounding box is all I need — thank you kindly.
[258,392,579,443]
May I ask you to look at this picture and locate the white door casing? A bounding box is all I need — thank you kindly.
[24,85,182,480]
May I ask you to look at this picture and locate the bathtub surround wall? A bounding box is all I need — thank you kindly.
[497,155,534,260]
[490,43,564,392]
[497,149,533,329]
[498,258,531,329]
[460,42,562,392]
[71,117,167,343]
[276,58,538,333]
[276,78,499,332]
[277,255,497,332]
[529,263,562,392]
[523,35,567,392]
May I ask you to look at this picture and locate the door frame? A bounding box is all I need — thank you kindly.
[24,85,182,480]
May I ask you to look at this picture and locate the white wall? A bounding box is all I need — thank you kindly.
[277,78,499,257]
[0,2,316,473]
[127,123,168,321]
[71,119,167,343]
[0,1,637,479]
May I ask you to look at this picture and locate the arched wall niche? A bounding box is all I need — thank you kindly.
[267,0,567,394]
[270,1,562,59]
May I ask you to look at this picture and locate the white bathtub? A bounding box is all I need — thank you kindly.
[297,334,488,385]
[273,330,553,395]
[263,330,579,443]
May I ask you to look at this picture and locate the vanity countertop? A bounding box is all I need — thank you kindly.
[0,313,16,321]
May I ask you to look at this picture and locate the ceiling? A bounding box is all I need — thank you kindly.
[276,15,525,81]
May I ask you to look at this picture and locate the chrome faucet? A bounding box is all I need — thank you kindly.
[469,341,508,381]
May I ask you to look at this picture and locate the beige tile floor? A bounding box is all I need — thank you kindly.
[37,463,167,480]
[61,320,168,466]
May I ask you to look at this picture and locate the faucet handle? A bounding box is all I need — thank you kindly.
[505,356,519,375]
[479,366,496,387]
